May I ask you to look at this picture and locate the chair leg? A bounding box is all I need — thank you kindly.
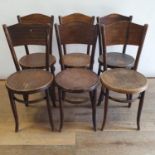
[23,94,29,107]
[50,66,55,76]
[98,63,101,75]
[137,91,145,130]
[90,89,97,131]
[58,88,64,132]
[101,89,109,131]
[45,89,54,131]
[7,90,19,132]
[50,83,56,107]
[97,86,104,106]
[126,94,132,108]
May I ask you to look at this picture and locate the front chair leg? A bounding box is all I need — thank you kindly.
[45,89,54,131]
[101,89,109,131]
[8,90,19,132]
[137,91,145,130]
[58,88,64,132]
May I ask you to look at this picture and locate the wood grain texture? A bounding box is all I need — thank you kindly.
[100,68,148,94]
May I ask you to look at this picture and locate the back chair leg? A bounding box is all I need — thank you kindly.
[90,89,97,131]
[98,63,101,75]
[8,90,19,132]
[126,94,132,108]
[23,94,29,107]
[101,89,109,130]
[45,89,54,131]
[97,86,104,106]
[58,88,64,132]
[137,91,145,130]
[50,83,56,107]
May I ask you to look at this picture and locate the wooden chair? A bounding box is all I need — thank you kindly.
[17,13,56,74]
[58,13,95,68]
[55,23,99,131]
[99,21,148,130]
[3,23,54,132]
[55,22,97,70]
[97,13,133,75]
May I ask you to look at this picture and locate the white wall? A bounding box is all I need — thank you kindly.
[0,0,155,78]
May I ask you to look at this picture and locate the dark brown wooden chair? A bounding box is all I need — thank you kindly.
[97,13,133,75]
[98,21,148,130]
[3,23,54,132]
[17,13,56,74]
[58,13,95,68]
[97,18,148,106]
[55,23,99,131]
[55,22,97,70]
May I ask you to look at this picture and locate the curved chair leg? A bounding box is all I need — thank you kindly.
[101,89,109,131]
[8,90,19,132]
[58,88,64,132]
[45,89,54,131]
[90,89,97,131]
[23,94,29,107]
[137,91,145,130]
[126,94,132,108]
[97,86,104,106]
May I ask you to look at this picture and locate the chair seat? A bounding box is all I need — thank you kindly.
[19,53,56,69]
[62,53,90,68]
[98,52,135,68]
[6,69,53,93]
[55,68,99,92]
[100,68,148,94]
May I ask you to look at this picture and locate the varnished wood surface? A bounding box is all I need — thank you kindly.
[55,22,98,69]
[6,69,53,93]
[59,13,94,24]
[55,68,99,92]
[62,53,90,68]
[100,68,148,93]
[19,53,56,69]
[98,52,134,68]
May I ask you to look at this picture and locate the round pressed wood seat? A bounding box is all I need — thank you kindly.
[55,68,99,92]
[6,69,53,93]
[62,53,90,68]
[100,68,148,94]
[99,52,135,68]
[19,53,56,69]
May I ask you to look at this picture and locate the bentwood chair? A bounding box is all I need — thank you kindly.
[55,22,99,131]
[17,13,56,74]
[98,21,148,130]
[3,23,54,132]
[58,13,95,69]
[97,13,133,75]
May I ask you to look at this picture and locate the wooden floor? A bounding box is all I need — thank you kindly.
[0,79,155,155]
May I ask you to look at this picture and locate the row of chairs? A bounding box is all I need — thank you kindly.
[3,13,148,132]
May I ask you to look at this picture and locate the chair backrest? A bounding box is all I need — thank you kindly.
[59,13,94,24]
[3,23,51,71]
[97,13,132,55]
[59,13,94,55]
[55,22,98,70]
[17,13,54,54]
[99,21,148,71]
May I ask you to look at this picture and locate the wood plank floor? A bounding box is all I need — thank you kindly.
[0,79,155,155]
